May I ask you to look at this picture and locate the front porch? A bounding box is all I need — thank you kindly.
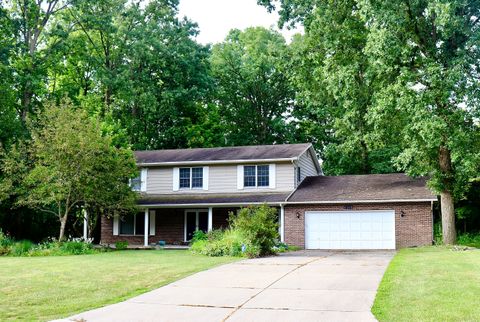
[100,207,239,246]
[100,205,285,247]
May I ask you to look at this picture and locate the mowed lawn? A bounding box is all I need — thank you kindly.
[372,247,480,322]
[0,250,238,321]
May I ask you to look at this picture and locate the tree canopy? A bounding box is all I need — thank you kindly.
[0,0,479,243]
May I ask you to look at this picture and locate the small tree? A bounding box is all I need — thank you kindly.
[1,100,138,240]
[230,205,279,257]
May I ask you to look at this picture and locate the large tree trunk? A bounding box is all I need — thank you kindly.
[438,145,456,244]
[59,215,68,241]
[440,190,456,244]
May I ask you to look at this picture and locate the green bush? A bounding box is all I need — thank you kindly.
[190,229,247,257]
[458,233,480,248]
[10,240,34,256]
[115,240,129,250]
[191,230,208,242]
[230,205,279,257]
[190,205,281,258]
[60,241,94,255]
[0,230,14,255]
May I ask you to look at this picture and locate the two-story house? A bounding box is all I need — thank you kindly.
[100,143,437,250]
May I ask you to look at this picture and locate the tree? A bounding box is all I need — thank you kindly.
[260,0,480,244]
[4,0,73,122]
[64,0,213,150]
[0,100,138,240]
[210,27,296,146]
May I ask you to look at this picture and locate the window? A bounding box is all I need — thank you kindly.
[130,175,141,191]
[179,167,203,189]
[244,165,269,187]
[179,168,190,188]
[119,212,145,235]
[244,166,256,187]
[297,167,301,183]
[192,167,203,188]
[130,168,146,192]
[257,165,269,187]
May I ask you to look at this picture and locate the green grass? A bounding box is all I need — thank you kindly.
[0,250,238,321]
[372,247,480,322]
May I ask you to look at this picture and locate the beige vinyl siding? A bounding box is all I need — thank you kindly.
[147,167,173,193]
[297,150,319,184]
[146,162,294,194]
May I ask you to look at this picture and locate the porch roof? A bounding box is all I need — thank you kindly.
[138,192,289,207]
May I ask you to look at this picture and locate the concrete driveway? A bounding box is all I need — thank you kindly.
[60,250,394,322]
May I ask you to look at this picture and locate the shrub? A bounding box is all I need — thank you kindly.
[190,205,281,258]
[190,229,248,257]
[60,241,94,255]
[230,205,279,257]
[0,230,13,255]
[191,230,208,243]
[10,240,34,256]
[458,233,480,248]
[115,240,129,250]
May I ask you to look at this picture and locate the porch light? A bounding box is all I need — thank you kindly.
[400,210,406,217]
[296,211,301,219]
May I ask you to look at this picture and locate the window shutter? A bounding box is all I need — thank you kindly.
[173,167,179,191]
[269,164,276,189]
[113,215,119,236]
[140,168,148,192]
[202,166,209,190]
[237,165,244,189]
[149,210,156,236]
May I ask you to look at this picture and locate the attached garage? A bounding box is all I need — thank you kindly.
[284,174,437,250]
[304,210,395,250]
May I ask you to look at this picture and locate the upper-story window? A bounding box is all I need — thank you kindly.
[180,167,203,189]
[297,167,301,184]
[244,165,269,187]
[131,168,147,192]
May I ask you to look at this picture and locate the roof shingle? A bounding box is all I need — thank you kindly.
[288,174,437,203]
[135,143,311,164]
[138,192,290,206]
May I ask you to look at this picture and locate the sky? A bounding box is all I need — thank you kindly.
[177,0,303,45]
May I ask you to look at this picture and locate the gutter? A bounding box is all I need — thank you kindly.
[286,198,438,204]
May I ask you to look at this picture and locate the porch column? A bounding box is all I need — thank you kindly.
[280,204,285,242]
[208,207,213,232]
[82,209,88,240]
[144,208,149,247]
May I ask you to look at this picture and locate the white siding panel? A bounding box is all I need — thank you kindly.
[148,168,173,193]
[145,162,295,194]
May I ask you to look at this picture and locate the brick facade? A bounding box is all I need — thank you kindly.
[284,202,433,249]
[100,207,233,245]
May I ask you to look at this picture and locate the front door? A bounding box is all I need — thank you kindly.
[185,210,209,241]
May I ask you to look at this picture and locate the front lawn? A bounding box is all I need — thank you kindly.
[0,250,238,321]
[372,247,480,322]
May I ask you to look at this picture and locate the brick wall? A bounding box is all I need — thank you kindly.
[284,202,433,249]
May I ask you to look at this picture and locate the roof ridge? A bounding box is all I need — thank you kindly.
[134,143,311,153]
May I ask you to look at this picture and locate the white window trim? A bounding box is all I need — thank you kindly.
[179,167,204,190]
[140,168,148,192]
[243,164,273,189]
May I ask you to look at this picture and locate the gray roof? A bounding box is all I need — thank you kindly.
[138,192,290,206]
[135,143,312,164]
[288,173,437,203]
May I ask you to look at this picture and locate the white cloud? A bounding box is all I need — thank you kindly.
[178,0,303,44]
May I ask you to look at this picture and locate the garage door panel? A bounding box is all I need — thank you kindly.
[305,211,395,250]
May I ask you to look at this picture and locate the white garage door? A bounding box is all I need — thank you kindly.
[305,210,395,250]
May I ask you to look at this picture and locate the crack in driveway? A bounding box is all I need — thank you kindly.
[222,254,330,321]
